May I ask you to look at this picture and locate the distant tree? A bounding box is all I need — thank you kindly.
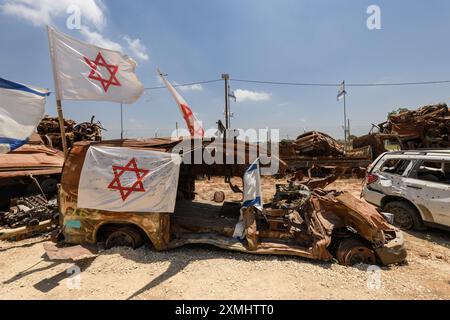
[388,108,410,118]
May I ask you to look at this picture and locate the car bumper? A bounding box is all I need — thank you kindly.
[375,230,407,265]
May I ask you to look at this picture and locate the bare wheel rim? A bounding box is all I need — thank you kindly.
[337,239,377,266]
[106,231,135,248]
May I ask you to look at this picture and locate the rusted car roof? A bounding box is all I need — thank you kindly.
[0,134,64,179]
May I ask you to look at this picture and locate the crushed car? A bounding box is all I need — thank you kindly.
[280,131,372,178]
[354,104,450,159]
[52,137,407,266]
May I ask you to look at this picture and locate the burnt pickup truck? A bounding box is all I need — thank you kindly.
[54,137,406,266]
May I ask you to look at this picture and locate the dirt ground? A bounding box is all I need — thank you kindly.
[1,177,449,300]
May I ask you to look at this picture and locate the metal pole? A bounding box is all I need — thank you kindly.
[47,26,68,157]
[222,74,230,129]
[120,103,124,139]
[343,81,347,152]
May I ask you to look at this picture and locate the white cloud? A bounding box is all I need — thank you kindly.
[175,82,203,92]
[123,36,149,61]
[234,89,271,103]
[1,0,151,61]
[80,26,122,52]
[0,0,106,29]
[157,76,203,92]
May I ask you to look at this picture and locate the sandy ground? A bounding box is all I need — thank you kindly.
[0,177,449,300]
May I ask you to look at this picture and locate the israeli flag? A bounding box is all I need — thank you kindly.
[0,78,49,154]
[233,159,263,239]
[337,81,346,101]
[242,159,263,211]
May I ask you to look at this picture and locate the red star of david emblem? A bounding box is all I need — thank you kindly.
[107,158,150,201]
[84,52,121,92]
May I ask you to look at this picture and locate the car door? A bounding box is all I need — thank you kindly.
[372,158,413,197]
[402,160,450,227]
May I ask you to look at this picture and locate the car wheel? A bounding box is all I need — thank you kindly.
[336,239,377,266]
[383,201,424,231]
[105,226,144,249]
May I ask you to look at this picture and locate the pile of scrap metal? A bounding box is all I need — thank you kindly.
[354,103,450,159]
[280,131,345,157]
[280,131,372,178]
[0,195,58,241]
[37,115,105,151]
[263,182,405,265]
[0,134,63,240]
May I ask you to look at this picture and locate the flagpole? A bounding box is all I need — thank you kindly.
[120,103,124,139]
[47,26,68,157]
[342,80,347,153]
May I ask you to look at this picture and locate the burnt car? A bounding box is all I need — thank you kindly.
[55,137,406,266]
[0,134,64,210]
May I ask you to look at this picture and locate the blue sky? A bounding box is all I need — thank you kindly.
[1,0,450,140]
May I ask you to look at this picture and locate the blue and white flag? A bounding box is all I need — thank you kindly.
[242,159,263,211]
[228,89,237,102]
[0,77,49,154]
[233,159,263,239]
[337,81,346,101]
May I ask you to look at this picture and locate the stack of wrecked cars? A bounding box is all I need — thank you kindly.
[50,137,407,266]
[280,131,372,178]
[354,103,450,159]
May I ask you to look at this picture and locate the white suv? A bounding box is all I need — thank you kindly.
[362,150,450,231]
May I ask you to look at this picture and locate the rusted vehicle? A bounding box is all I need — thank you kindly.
[354,104,450,159]
[56,138,406,266]
[280,131,372,177]
[0,134,64,210]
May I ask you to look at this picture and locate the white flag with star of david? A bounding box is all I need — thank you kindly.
[77,146,181,213]
[47,26,144,104]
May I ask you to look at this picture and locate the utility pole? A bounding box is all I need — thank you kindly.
[222,74,230,130]
[120,103,124,139]
[175,121,179,137]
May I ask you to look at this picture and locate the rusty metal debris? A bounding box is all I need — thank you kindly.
[37,115,105,151]
[280,131,344,157]
[354,104,450,158]
[0,195,58,229]
[264,182,405,264]
[280,131,372,177]
[0,134,64,211]
[44,242,98,261]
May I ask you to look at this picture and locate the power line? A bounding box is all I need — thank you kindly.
[45,77,450,95]
[144,79,222,90]
[230,78,450,87]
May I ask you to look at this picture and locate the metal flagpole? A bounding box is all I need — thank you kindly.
[47,26,68,158]
[342,80,347,152]
[120,103,124,139]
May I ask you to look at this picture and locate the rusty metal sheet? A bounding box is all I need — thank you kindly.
[44,242,98,261]
[293,131,344,157]
[0,141,64,179]
[355,104,450,157]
